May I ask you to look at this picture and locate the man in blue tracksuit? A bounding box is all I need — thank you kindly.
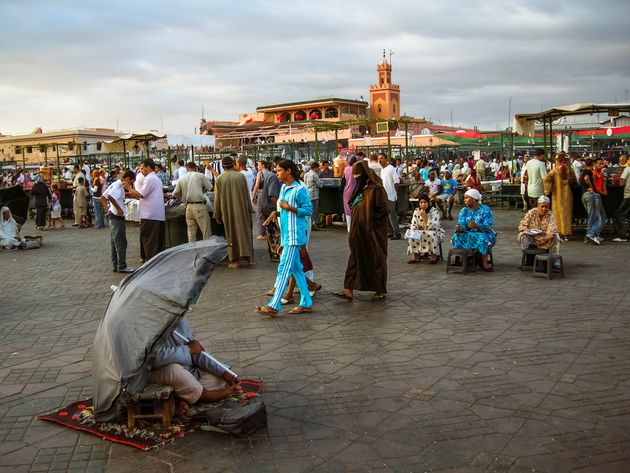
[256,159,313,316]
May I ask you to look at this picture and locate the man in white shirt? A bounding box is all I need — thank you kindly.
[100,170,136,273]
[378,153,401,239]
[524,148,548,209]
[124,159,166,262]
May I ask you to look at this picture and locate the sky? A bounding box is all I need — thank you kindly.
[1,0,629,136]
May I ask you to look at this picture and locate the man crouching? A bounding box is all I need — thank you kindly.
[149,316,242,409]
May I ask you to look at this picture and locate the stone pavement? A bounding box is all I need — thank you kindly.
[0,209,629,473]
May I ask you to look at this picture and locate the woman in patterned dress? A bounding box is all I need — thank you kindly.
[517,195,558,250]
[407,194,445,264]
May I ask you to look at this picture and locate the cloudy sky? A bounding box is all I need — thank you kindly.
[1,0,629,135]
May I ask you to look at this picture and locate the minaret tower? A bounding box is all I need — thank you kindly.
[369,49,400,121]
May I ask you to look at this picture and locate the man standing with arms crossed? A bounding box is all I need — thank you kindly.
[378,153,401,240]
[172,162,213,242]
[101,170,136,273]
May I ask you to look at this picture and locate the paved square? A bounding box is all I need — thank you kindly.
[1,209,629,472]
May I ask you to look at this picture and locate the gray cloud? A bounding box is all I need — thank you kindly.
[0,0,628,134]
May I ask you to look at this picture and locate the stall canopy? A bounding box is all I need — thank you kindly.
[166,134,215,147]
[104,132,167,144]
[514,103,630,137]
[92,237,227,422]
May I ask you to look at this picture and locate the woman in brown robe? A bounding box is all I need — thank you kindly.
[331,160,389,301]
[544,153,576,240]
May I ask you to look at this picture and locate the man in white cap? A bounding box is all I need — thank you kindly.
[452,189,496,271]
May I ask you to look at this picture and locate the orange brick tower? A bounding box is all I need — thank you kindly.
[369,50,400,121]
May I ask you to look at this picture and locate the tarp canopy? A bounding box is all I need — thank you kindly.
[514,103,630,137]
[104,132,167,144]
[166,134,216,147]
[92,237,227,422]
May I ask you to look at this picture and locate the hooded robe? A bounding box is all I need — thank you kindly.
[343,161,389,293]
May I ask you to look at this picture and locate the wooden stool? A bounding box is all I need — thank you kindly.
[532,254,564,279]
[127,384,175,429]
[520,248,548,270]
[446,248,476,274]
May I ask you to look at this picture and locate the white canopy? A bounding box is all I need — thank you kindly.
[166,134,215,147]
[513,103,630,137]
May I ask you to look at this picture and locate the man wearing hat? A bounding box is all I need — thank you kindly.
[213,156,254,268]
[451,189,496,271]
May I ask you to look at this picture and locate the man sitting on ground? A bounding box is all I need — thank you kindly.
[150,316,242,410]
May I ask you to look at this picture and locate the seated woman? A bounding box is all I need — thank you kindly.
[517,195,558,250]
[0,206,22,249]
[451,189,496,271]
[407,194,445,264]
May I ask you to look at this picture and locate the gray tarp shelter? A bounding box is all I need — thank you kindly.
[92,237,227,422]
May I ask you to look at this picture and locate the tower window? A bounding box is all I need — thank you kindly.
[378,104,382,113]
[393,104,396,113]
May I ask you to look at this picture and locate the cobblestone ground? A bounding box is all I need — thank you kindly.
[0,208,629,473]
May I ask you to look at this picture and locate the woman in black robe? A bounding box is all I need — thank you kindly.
[332,160,389,301]
[31,175,52,230]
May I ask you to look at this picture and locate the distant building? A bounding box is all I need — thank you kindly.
[0,128,144,165]
[369,53,400,121]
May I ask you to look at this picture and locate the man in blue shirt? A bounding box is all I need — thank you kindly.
[256,160,313,316]
[437,170,458,220]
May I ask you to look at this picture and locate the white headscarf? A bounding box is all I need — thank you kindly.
[0,206,20,248]
[464,189,482,202]
[537,195,550,204]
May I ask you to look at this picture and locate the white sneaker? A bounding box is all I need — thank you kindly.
[585,235,599,245]
[118,266,135,273]
[612,237,628,242]
[594,236,604,244]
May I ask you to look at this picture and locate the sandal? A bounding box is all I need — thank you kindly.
[429,256,438,265]
[255,305,279,317]
[288,306,313,314]
[227,262,241,269]
[265,288,275,297]
[407,258,419,264]
[308,283,322,294]
[371,293,386,301]
[330,290,353,301]
[281,298,295,305]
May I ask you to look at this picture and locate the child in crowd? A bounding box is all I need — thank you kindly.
[73,177,89,228]
[49,183,65,229]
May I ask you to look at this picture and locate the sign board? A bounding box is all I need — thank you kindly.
[608,109,619,117]
[376,121,389,133]
[606,128,613,136]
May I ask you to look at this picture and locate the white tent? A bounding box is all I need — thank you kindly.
[166,134,215,147]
